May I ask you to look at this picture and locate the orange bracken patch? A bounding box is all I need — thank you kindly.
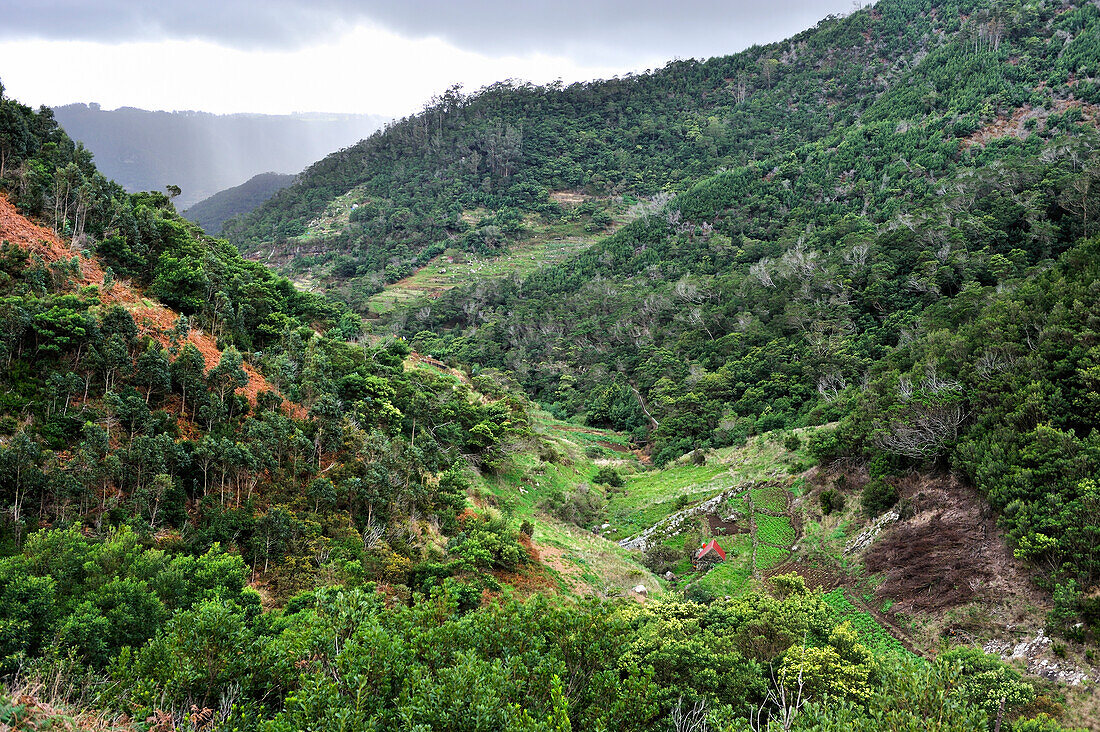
[0,194,305,419]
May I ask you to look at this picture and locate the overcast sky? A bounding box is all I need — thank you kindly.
[0,0,859,116]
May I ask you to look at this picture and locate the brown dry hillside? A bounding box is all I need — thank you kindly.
[0,194,304,418]
[963,99,1100,148]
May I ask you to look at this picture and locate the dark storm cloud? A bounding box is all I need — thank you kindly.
[2,0,859,62]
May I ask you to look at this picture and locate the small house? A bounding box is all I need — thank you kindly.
[694,540,726,567]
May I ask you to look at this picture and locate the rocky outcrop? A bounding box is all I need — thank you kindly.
[984,630,1091,686]
[844,510,899,553]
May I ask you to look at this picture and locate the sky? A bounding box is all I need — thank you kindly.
[0,0,860,117]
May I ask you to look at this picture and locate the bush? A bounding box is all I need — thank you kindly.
[806,429,842,463]
[784,433,803,452]
[448,514,528,571]
[1048,580,1083,640]
[861,479,898,516]
[593,466,624,487]
[541,484,607,527]
[683,584,716,604]
[641,543,680,575]
[819,489,845,516]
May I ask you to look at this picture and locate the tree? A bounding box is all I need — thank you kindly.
[171,342,207,419]
[0,433,45,541]
[941,647,1034,732]
[207,347,248,419]
[134,344,171,405]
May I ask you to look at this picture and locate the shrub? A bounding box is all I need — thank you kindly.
[819,489,845,516]
[641,543,679,575]
[683,583,716,604]
[806,429,842,463]
[593,466,624,487]
[861,479,898,516]
[541,484,606,527]
[448,514,528,571]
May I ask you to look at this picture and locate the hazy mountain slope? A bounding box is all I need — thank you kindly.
[226,0,954,289]
[183,171,295,234]
[51,104,387,207]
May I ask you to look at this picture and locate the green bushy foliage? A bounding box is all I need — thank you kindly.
[861,479,899,516]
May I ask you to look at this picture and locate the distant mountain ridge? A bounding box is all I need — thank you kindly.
[183,171,296,234]
[51,104,388,208]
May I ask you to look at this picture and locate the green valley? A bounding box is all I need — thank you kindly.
[2,0,1100,728]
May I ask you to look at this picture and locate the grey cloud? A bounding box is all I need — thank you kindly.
[1,1,858,63]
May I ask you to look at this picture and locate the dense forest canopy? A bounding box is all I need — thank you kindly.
[236,0,1100,590]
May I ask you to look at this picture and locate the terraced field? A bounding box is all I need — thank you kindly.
[366,231,597,314]
[822,588,913,657]
[756,514,796,547]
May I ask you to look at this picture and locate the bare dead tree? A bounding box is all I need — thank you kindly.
[975,349,1012,379]
[750,258,776,288]
[749,665,807,732]
[363,520,386,551]
[874,401,966,458]
[920,365,961,394]
[671,697,709,732]
[780,240,820,282]
[817,373,848,402]
[674,278,705,304]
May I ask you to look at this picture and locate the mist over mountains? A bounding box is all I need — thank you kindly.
[183,171,296,234]
[51,103,388,208]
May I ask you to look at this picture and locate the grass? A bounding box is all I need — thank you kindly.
[693,535,755,595]
[468,406,662,598]
[604,434,795,543]
[822,588,912,657]
[755,514,796,547]
[605,462,735,540]
[755,544,792,572]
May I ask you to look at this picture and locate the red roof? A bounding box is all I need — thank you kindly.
[695,540,726,561]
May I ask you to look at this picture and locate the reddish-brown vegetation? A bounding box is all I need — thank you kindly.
[864,473,1040,614]
[0,194,304,419]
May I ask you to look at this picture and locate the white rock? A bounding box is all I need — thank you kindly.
[844,511,899,553]
[633,584,648,595]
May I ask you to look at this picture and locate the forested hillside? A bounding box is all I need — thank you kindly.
[234,0,1100,591]
[226,0,918,288]
[2,0,1100,728]
[183,172,295,234]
